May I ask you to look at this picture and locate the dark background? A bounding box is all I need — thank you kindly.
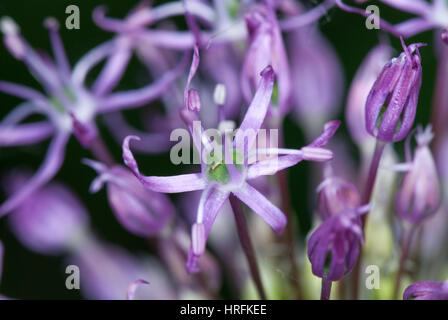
[0,0,436,299]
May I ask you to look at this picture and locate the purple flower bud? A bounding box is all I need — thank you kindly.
[317,170,361,220]
[242,4,292,115]
[307,207,367,281]
[85,161,175,238]
[395,126,441,224]
[404,280,448,300]
[7,174,89,254]
[346,44,392,144]
[366,38,426,142]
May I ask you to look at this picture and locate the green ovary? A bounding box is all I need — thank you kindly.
[206,149,244,184]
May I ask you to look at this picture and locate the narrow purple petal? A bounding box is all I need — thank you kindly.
[192,222,206,255]
[0,132,69,217]
[92,43,132,96]
[0,81,47,102]
[122,135,206,193]
[309,120,341,148]
[233,182,287,234]
[0,122,54,147]
[235,66,274,153]
[99,53,188,112]
[186,189,229,273]
[44,17,71,78]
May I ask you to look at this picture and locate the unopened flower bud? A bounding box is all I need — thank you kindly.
[308,208,365,281]
[395,126,440,224]
[404,280,448,300]
[366,38,425,142]
[317,174,361,220]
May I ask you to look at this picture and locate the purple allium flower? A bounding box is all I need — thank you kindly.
[242,4,292,116]
[403,280,448,300]
[0,17,186,216]
[307,206,369,281]
[317,166,361,220]
[365,38,425,142]
[346,44,392,145]
[289,26,344,132]
[123,48,340,273]
[7,174,89,254]
[84,160,176,238]
[395,126,441,224]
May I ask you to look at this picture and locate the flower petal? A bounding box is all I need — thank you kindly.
[235,66,274,153]
[122,135,206,193]
[186,189,229,273]
[233,182,287,234]
[0,132,69,217]
[99,53,188,112]
[0,122,54,147]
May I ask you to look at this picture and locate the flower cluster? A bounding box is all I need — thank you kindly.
[0,0,447,301]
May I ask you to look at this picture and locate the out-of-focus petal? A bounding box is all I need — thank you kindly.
[0,122,54,147]
[0,132,69,217]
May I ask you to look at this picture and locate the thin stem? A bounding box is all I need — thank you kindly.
[393,225,417,299]
[229,194,267,300]
[88,133,115,167]
[277,131,302,299]
[352,140,386,299]
[321,277,333,300]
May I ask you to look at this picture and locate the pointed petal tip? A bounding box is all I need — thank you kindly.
[126,279,150,300]
[122,135,141,174]
[260,65,274,78]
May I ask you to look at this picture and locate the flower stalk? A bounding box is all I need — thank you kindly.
[229,194,266,300]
